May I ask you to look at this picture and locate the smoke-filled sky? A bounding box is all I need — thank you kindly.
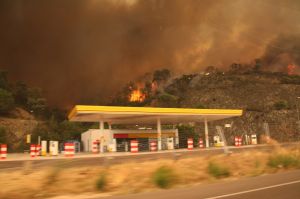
[0,0,300,107]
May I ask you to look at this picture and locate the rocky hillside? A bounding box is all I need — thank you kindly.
[0,108,39,151]
[154,71,300,142]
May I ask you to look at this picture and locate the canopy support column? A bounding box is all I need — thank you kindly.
[99,120,104,153]
[157,117,162,151]
[99,121,104,130]
[204,118,209,148]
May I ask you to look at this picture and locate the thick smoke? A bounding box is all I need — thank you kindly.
[262,34,300,73]
[0,0,300,107]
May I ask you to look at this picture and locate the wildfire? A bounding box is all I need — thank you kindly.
[287,64,296,75]
[129,89,145,102]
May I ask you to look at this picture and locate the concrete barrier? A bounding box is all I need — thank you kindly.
[235,136,242,147]
[150,140,157,151]
[0,144,7,160]
[130,140,138,153]
[64,143,75,157]
[187,138,193,150]
[36,144,41,156]
[199,138,204,148]
[92,141,99,153]
[30,144,36,157]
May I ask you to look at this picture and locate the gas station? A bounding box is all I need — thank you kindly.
[68,105,243,153]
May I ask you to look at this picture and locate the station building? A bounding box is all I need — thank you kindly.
[68,105,243,152]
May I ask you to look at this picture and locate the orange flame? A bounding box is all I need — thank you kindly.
[287,64,296,75]
[129,89,145,102]
[151,81,158,93]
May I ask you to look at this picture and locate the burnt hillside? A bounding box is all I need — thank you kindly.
[113,69,300,143]
[162,71,300,142]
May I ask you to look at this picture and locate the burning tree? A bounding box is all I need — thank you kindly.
[129,88,145,102]
[287,64,296,75]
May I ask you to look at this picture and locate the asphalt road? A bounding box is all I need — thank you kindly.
[102,170,300,199]
[0,144,281,170]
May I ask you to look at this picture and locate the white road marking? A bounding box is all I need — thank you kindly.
[204,180,300,199]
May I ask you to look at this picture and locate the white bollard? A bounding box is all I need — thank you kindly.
[41,140,47,156]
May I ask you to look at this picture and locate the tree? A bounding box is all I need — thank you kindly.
[204,66,219,74]
[0,126,7,144]
[0,71,9,90]
[253,59,262,72]
[230,63,243,73]
[31,123,51,143]
[27,87,47,116]
[13,81,28,106]
[274,100,289,110]
[57,121,88,141]
[153,69,171,83]
[157,92,178,107]
[0,88,15,114]
[165,74,196,96]
[195,103,205,109]
[177,124,198,148]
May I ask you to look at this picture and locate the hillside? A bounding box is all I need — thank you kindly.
[2,69,300,151]
[163,71,300,142]
[0,108,39,151]
[112,69,300,143]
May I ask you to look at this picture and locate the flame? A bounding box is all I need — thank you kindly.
[129,89,145,102]
[287,64,296,75]
[151,81,158,93]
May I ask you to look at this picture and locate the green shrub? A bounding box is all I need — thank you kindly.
[0,88,15,114]
[152,166,176,189]
[281,75,300,84]
[0,126,7,144]
[157,93,178,107]
[195,103,205,109]
[273,100,289,110]
[96,173,107,191]
[207,162,230,178]
[45,167,61,185]
[267,154,300,169]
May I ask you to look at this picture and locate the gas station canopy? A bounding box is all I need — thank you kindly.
[68,105,243,124]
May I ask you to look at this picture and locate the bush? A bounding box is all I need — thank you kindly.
[267,154,300,169]
[0,88,15,114]
[45,167,61,185]
[157,93,178,107]
[152,166,176,189]
[207,162,230,178]
[96,173,107,191]
[0,126,7,144]
[281,75,300,84]
[273,100,289,110]
[177,125,198,148]
[195,103,205,109]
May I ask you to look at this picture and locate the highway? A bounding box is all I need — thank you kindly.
[0,144,285,170]
[102,169,300,199]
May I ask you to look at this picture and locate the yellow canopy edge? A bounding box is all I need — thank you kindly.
[68,105,243,120]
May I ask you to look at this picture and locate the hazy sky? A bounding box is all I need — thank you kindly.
[0,0,299,107]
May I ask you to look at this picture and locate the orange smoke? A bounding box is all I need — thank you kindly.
[129,89,145,102]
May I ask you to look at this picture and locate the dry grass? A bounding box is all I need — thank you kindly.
[0,145,300,199]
